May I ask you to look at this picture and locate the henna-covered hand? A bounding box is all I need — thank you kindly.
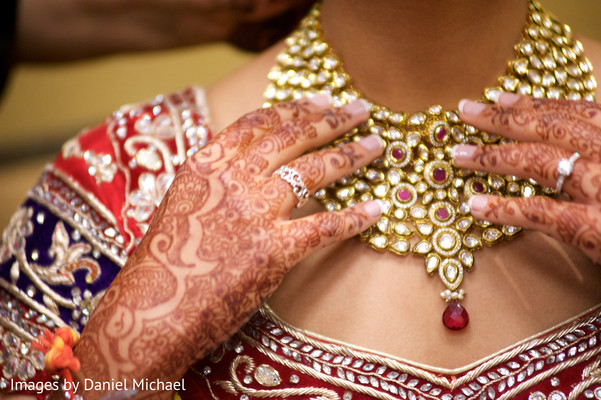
[73,96,384,399]
[452,93,601,264]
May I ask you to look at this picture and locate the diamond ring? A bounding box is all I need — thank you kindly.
[273,165,310,207]
[555,152,580,194]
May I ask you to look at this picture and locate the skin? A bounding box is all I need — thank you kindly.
[67,97,384,399]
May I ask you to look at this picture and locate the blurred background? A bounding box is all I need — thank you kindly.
[1,0,601,229]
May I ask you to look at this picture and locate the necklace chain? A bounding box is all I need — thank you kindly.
[264,1,596,321]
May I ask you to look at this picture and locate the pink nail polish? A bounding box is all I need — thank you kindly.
[364,200,385,217]
[458,99,486,116]
[358,135,384,151]
[497,92,521,106]
[344,99,372,116]
[450,145,477,159]
[468,195,488,212]
[307,94,332,107]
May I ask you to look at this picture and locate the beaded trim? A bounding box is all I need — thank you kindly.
[222,304,601,400]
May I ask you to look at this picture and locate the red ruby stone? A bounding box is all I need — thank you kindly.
[397,189,411,202]
[436,207,450,220]
[473,181,485,193]
[433,167,447,182]
[391,148,404,161]
[442,302,469,330]
[436,127,448,141]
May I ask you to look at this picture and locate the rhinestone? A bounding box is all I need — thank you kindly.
[485,88,502,102]
[529,393,546,400]
[457,218,472,231]
[387,170,401,185]
[395,223,411,236]
[595,388,601,399]
[464,235,481,248]
[243,376,253,384]
[410,207,427,219]
[548,391,567,400]
[343,393,353,400]
[459,251,474,268]
[583,390,594,399]
[408,113,427,126]
[502,76,520,91]
[445,264,458,280]
[290,375,299,384]
[254,364,281,387]
[426,255,440,274]
[414,241,432,254]
[528,70,541,84]
[439,234,456,250]
[417,223,434,236]
[483,229,502,243]
[370,236,388,249]
[374,184,389,197]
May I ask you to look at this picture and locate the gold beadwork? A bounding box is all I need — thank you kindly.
[264,2,596,303]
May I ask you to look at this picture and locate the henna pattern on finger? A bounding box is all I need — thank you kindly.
[471,144,565,182]
[287,144,363,191]
[482,196,601,263]
[486,99,601,159]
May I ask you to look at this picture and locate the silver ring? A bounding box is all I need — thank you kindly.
[555,152,580,194]
[273,165,310,207]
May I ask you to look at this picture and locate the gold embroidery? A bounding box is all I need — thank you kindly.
[31,168,127,264]
[33,221,100,286]
[0,206,104,330]
[215,355,339,400]
[566,356,601,400]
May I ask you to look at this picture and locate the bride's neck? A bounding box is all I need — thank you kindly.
[320,0,529,111]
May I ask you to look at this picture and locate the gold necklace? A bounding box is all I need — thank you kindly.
[264,1,596,329]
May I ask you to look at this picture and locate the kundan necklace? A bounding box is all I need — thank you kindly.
[264,1,597,330]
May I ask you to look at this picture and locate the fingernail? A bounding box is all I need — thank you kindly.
[497,92,521,106]
[358,135,384,151]
[307,93,332,107]
[458,99,486,116]
[364,199,385,218]
[344,99,372,116]
[450,144,477,160]
[468,195,488,213]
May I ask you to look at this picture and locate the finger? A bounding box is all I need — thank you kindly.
[458,93,601,162]
[278,199,384,264]
[239,99,371,175]
[468,194,601,264]
[451,143,601,203]
[201,95,334,164]
[272,135,384,210]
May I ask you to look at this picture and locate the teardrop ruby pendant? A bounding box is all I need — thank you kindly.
[442,302,469,330]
